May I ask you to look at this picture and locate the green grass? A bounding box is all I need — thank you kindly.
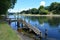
[0,22,20,40]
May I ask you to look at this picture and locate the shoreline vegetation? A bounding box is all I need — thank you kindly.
[19,2,60,15]
[18,14,60,17]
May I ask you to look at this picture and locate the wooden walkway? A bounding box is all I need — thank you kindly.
[22,20,41,35]
[7,18,41,35]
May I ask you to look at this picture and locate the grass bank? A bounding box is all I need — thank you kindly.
[0,22,20,40]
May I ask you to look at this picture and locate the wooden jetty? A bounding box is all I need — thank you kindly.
[22,20,41,35]
[6,18,41,35]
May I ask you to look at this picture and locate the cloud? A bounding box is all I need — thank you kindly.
[40,1,45,6]
[8,9,20,13]
[8,8,30,13]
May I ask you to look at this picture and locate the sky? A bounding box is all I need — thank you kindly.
[8,0,60,12]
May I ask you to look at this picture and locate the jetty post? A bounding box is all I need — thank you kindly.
[9,18,11,25]
[17,20,20,28]
[45,29,48,39]
[17,13,23,33]
[14,13,16,26]
[39,32,42,39]
[17,13,20,29]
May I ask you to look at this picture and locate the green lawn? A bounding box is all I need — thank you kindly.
[0,22,20,40]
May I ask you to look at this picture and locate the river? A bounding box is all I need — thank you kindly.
[8,15,60,40]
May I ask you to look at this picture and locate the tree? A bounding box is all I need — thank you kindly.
[0,0,17,15]
[20,10,26,14]
[20,2,60,15]
[20,8,39,14]
[49,2,60,14]
[38,6,44,10]
[40,9,49,15]
[38,6,49,15]
[30,8,39,14]
[45,6,50,10]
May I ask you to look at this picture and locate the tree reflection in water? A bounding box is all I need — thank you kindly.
[24,16,60,27]
[48,17,60,27]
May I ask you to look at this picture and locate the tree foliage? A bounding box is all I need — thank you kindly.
[20,8,39,14]
[30,8,39,14]
[49,2,60,14]
[0,0,17,15]
[38,6,49,15]
[38,6,44,10]
[20,2,60,15]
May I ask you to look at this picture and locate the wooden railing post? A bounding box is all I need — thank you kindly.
[9,18,11,25]
[17,19,20,28]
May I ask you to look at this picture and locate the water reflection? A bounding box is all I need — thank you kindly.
[45,29,48,40]
[10,22,17,30]
[9,15,60,40]
[23,16,60,40]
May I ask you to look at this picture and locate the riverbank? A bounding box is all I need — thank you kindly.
[0,21,20,40]
[0,16,35,40]
[19,14,60,17]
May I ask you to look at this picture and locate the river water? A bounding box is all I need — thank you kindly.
[8,15,60,40]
